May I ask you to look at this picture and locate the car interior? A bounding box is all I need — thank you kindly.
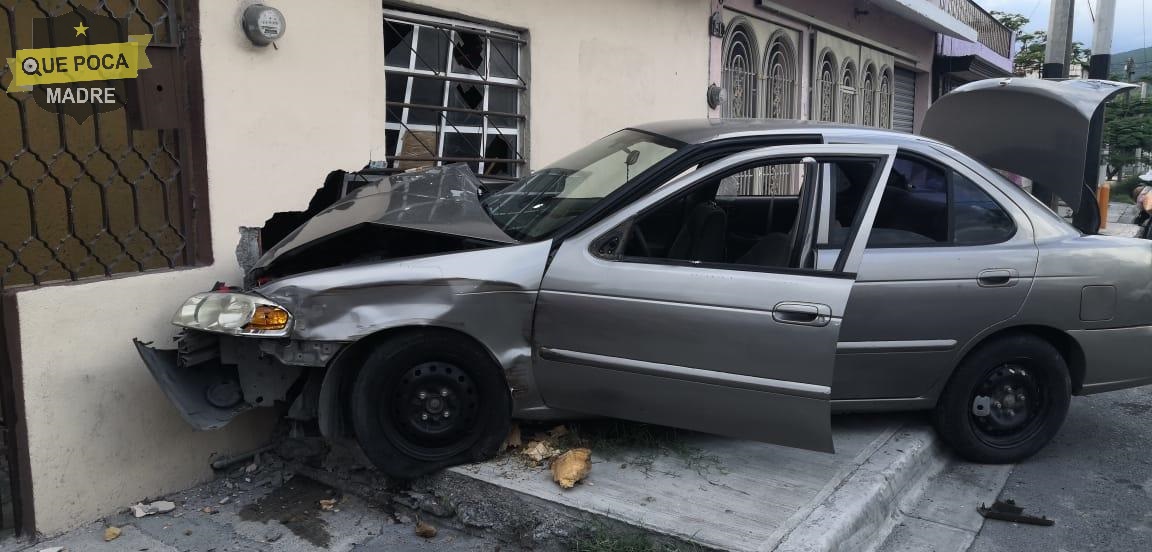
[619,152,1018,270]
[622,158,874,269]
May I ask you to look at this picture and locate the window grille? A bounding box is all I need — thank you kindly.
[860,65,877,127]
[815,53,838,123]
[763,33,798,120]
[839,61,857,124]
[878,68,894,129]
[383,11,527,180]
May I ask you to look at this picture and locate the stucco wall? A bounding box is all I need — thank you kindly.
[401,0,712,167]
[14,0,387,534]
[12,0,712,534]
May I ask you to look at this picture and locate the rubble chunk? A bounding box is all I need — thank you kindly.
[551,448,592,489]
[130,500,176,518]
[522,441,560,463]
[415,520,437,538]
[319,498,338,511]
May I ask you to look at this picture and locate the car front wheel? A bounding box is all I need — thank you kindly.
[933,334,1071,463]
[350,331,511,479]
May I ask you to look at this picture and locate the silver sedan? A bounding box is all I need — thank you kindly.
[137,78,1152,478]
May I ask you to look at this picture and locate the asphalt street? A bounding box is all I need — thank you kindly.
[969,385,1152,551]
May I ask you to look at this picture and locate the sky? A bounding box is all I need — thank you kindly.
[978,0,1149,55]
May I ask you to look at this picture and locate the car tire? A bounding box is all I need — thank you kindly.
[933,333,1070,464]
[350,331,511,479]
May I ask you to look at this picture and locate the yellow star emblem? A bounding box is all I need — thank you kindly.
[74,22,88,36]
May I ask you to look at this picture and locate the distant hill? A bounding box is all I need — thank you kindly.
[1110,46,1152,80]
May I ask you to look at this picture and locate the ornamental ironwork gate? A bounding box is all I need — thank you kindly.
[0,0,207,534]
[720,15,802,196]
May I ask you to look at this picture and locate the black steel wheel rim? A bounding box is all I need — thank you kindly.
[968,360,1048,448]
[381,361,481,460]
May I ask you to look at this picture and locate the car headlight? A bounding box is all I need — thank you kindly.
[172,292,292,337]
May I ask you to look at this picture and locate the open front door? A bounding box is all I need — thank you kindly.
[532,145,896,453]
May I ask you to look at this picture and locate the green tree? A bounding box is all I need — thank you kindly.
[1102,96,1152,180]
[990,10,1028,33]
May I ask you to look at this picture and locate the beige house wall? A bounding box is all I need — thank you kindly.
[12,0,712,534]
[14,0,387,534]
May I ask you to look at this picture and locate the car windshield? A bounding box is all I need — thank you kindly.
[481,130,682,241]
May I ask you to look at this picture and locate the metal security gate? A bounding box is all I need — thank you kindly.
[0,0,208,535]
[892,67,917,134]
[0,0,209,289]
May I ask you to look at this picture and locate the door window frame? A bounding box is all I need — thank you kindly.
[824,150,1018,250]
[583,144,898,278]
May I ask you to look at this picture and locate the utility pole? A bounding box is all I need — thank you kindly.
[1088,0,1117,79]
[1043,0,1075,78]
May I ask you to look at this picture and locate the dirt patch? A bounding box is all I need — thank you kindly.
[238,473,341,548]
[1117,402,1152,416]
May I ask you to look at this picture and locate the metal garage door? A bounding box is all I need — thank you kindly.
[893,68,916,133]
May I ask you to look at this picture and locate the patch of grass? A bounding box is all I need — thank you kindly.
[570,523,704,552]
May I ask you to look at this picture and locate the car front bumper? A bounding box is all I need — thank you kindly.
[133,331,335,430]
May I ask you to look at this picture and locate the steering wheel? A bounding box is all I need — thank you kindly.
[628,224,652,257]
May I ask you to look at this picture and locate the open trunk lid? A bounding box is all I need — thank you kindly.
[922,78,1136,233]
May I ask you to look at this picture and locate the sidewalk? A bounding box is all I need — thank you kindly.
[4,414,952,552]
[411,414,946,551]
[3,450,496,552]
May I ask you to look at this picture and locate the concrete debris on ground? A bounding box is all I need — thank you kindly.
[130,500,176,518]
[551,448,592,489]
[521,440,561,463]
[11,433,498,552]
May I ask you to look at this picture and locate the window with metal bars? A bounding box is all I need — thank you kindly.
[383,10,527,181]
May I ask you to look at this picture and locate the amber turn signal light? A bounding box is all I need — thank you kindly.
[245,305,290,331]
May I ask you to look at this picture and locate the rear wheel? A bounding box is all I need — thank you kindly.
[933,334,1070,463]
[350,331,511,479]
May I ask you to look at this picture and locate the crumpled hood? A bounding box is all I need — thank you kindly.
[253,164,516,271]
[922,78,1136,231]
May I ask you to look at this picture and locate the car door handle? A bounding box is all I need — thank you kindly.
[977,269,1018,287]
[773,302,831,327]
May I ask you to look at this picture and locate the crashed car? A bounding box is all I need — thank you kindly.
[137,78,1152,478]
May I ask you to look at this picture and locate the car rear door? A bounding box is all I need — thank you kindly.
[531,144,896,453]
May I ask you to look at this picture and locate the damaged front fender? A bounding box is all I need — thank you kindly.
[133,338,252,430]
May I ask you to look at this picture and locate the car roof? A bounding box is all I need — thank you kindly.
[629,118,940,148]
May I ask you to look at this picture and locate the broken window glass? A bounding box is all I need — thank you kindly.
[447,83,484,125]
[451,30,485,76]
[384,21,414,68]
[383,13,526,179]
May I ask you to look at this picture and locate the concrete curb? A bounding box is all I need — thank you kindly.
[771,425,946,552]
